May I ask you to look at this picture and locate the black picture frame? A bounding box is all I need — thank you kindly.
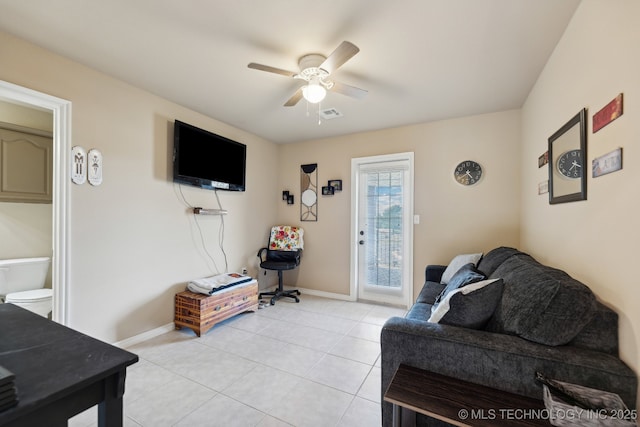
[548,108,587,204]
[322,186,335,195]
[328,179,342,191]
[287,194,294,205]
[282,190,289,200]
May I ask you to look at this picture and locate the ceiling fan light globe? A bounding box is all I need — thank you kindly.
[302,83,326,103]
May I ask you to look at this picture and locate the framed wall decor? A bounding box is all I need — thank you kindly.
[300,163,318,221]
[328,179,342,191]
[538,180,549,195]
[548,108,587,204]
[538,151,548,168]
[593,93,623,133]
[592,148,622,177]
[322,186,334,195]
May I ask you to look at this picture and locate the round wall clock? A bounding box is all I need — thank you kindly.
[454,160,483,186]
[556,149,582,179]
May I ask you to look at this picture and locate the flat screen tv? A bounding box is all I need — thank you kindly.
[173,120,246,191]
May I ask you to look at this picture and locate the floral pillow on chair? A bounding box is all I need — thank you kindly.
[269,226,304,251]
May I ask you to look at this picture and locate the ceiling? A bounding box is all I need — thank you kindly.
[0,0,581,144]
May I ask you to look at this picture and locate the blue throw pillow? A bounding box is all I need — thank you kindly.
[433,263,486,306]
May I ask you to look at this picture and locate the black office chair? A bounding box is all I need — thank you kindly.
[257,225,303,305]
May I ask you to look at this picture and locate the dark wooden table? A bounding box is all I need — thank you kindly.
[384,364,550,426]
[0,304,138,427]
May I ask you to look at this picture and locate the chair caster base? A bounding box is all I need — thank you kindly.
[259,288,301,305]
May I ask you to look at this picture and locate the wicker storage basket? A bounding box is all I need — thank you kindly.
[543,381,637,427]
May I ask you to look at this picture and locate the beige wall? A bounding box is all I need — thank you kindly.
[0,202,53,287]
[521,0,640,407]
[1,31,279,342]
[277,110,522,300]
[0,100,53,131]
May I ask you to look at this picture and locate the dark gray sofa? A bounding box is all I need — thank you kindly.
[381,247,637,426]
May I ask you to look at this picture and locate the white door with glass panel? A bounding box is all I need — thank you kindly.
[351,153,413,307]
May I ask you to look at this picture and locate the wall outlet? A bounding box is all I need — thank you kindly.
[241,267,248,275]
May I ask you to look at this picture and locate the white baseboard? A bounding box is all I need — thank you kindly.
[258,284,355,302]
[294,287,356,302]
[293,287,406,308]
[113,322,175,349]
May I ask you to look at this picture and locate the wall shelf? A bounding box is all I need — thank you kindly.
[193,207,227,215]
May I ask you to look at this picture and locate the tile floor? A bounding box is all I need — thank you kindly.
[69,295,406,427]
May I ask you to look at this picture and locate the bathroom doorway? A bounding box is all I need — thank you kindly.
[0,80,71,325]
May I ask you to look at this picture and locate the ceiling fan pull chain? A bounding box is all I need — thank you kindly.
[317,101,322,125]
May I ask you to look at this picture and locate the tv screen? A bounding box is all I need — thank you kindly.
[173,120,246,191]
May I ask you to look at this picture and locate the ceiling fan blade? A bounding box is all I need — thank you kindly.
[320,41,360,74]
[330,81,368,99]
[284,88,303,107]
[247,62,297,77]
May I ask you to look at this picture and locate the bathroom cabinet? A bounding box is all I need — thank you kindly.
[0,123,53,204]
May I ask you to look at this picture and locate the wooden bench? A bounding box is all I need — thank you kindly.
[174,280,258,337]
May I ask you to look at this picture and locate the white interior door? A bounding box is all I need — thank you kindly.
[351,153,413,307]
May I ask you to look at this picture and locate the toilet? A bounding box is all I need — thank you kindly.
[0,257,52,317]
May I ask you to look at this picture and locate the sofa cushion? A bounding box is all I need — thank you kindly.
[487,254,596,346]
[477,246,520,277]
[440,252,483,284]
[429,278,504,329]
[425,265,447,283]
[416,282,446,305]
[434,263,486,305]
[569,302,619,355]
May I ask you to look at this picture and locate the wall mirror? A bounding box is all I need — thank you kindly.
[548,108,587,204]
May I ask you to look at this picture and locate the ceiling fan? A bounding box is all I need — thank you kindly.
[248,41,368,107]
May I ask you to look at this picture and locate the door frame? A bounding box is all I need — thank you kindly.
[350,152,414,308]
[0,80,71,325]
